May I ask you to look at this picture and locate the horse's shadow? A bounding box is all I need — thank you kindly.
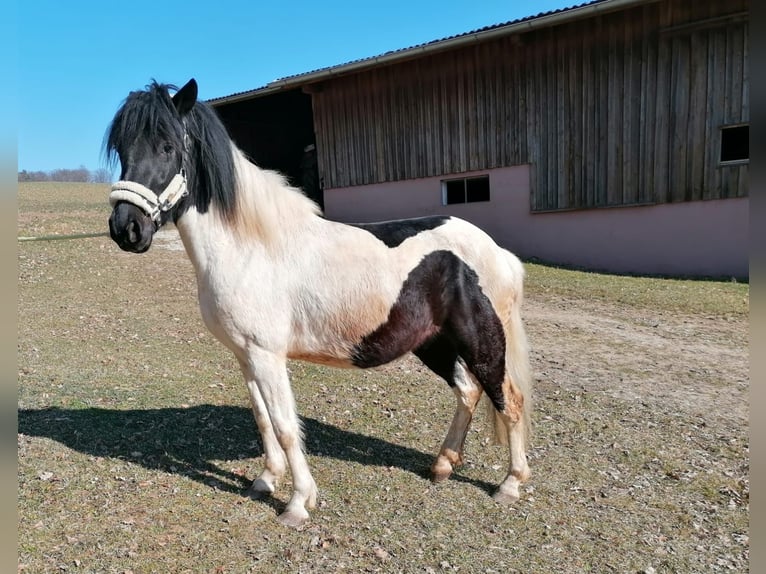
[18,405,495,513]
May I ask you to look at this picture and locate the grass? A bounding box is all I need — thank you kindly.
[525,261,749,318]
[18,182,749,573]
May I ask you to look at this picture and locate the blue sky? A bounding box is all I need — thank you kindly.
[18,0,573,175]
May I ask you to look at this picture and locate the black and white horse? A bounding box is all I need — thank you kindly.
[107,79,532,527]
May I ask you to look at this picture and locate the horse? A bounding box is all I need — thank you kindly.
[106,78,533,528]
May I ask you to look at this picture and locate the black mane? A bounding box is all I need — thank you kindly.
[104,81,238,221]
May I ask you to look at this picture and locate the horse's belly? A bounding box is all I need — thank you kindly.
[287,349,356,368]
[286,324,363,368]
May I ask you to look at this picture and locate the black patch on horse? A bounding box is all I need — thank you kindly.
[351,250,507,411]
[351,216,450,248]
[412,335,459,386]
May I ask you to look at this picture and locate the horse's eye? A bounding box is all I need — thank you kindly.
[162,143,173,154]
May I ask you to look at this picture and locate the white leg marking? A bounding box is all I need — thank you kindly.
[239,358,287,497]
[243,349,317,528]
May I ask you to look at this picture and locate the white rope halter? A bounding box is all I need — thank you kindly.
[109,173,188,225]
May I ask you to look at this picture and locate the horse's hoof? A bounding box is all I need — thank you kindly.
[430,457,453,483]
[247,478,276,500]
[277,508,310,529]
[430,468,452,483]
[492,487,520,505]
[247,487,270,501]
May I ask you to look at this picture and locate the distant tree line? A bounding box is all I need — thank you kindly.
[18,166,112,183]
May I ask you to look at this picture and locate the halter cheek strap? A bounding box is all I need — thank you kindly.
[109,172,188,225]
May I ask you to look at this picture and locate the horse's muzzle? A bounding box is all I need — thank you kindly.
[108,202,155,253]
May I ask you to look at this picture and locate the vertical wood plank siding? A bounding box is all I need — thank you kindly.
[312,0,748,210]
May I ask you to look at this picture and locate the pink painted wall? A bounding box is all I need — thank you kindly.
[323,165,749,278]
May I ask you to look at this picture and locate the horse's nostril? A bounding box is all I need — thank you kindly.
[127,219,140,243]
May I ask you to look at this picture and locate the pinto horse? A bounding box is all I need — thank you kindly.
[106,79,532,527]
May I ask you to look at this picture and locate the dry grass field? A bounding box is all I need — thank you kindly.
[18,182,749,573]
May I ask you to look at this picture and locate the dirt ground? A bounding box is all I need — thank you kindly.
[524,296,748,426]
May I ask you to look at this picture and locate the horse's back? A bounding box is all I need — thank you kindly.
[334,214,524,303]
[348,215,451,248]
[396,215,524,296]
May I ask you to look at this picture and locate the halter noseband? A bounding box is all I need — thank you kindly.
[108,123,190,226]
[109,172,187,225]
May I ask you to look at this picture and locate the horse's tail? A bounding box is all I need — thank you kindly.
[487,251,532,447]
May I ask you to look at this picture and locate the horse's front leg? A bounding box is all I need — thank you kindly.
[242,348,317,528]
[238,359,286,498]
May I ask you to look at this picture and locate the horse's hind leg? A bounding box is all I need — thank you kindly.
[491,377,531,504]
[414,338,481,482]
[492,301,532,504]
[442,271,531,504]
[431,363,483,482]
[238,358,286,497]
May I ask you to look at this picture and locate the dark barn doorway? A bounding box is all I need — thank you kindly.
[211,89,322,208]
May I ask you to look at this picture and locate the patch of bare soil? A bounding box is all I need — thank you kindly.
[523,296,749,570]
[525,297,748,426]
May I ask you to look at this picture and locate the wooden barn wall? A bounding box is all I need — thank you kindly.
[311,0,749,211]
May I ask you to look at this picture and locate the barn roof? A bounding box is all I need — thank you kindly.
[209,0,655,105]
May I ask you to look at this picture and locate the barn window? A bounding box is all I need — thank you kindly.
[441,175,491,205]
[720,125,749,164]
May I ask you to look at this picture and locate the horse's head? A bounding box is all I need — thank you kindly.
[107,79,198,253]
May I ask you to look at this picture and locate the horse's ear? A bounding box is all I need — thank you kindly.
[173,79,198,116]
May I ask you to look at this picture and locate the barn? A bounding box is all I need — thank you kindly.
[209,0,749,279]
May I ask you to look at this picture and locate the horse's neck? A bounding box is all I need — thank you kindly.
[232,149,321,242]
[176,149,321,271]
